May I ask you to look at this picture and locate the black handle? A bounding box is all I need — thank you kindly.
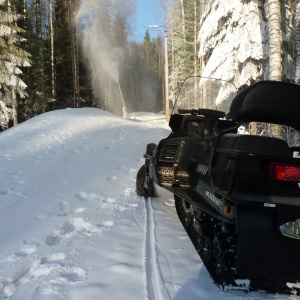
[178,108,225,118]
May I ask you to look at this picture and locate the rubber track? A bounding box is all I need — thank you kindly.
[174,196,296,294]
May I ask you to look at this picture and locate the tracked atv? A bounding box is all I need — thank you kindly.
[136,76,300,293]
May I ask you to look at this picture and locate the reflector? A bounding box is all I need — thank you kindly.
[270,163,300,182]
[280,219,300,239]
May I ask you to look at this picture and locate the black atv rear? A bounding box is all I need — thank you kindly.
[136,79,300,293]
[213,134,300,289]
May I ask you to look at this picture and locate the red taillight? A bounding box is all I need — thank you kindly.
[270,163,300,182]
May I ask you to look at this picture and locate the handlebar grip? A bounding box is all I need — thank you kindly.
[198,109,225,118]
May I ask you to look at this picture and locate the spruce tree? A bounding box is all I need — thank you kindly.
[0,0,30,129]
[20,0,48,122]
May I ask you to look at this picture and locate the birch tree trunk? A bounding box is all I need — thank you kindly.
[194,0,199,106]
[168,2,175,106]
[266,0,282,80]
[200,0,206,13]
[294,0,300,83]
[199,0,206,75]
[294,0,300,146]
[194,0,198,76]
[265,0,283,139]
[180,0,186,41]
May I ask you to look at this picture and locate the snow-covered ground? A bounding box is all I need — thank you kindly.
[0,107,298,300]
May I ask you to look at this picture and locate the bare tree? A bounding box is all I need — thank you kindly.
[49,0,56,108]
[36,0,45,103]
[66,0,80,108]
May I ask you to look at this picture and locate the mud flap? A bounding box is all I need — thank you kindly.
[236,205,300,282]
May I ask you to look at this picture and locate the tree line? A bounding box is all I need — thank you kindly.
[1,0,300,143]
[0,0,164,130]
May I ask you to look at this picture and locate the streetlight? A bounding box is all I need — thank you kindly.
[148,25,169,122]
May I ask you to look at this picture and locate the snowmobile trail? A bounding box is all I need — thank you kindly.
[144,198,166,300]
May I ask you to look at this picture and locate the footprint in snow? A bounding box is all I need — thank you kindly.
[36,203,84,222]
[46,217,102,246]
[3,283,16,297]
[45,233,62,246]
[2,252,87,298]
[58,201,71,216]
[98,219,115,228]
[63,266,87,282]
[0,188,9,196]
[103,197,116,203]
[101,197,136,211]
[71,207,85,214]
[35,212,50,220]
[101,198,123,211]
[41,252,66,264]
[123,187,135,196]
[76,192,102,202]
[16,241,39,256]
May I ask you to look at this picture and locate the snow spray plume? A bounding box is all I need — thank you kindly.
[78,0,126,117]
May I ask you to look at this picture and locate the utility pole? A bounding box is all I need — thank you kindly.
[163,28,170,122]
[148,25,170,122]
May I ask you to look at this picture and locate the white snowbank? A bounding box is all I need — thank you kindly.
[0,108,296,299]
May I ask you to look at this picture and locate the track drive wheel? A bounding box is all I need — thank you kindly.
[202,237,213,263]
[175,196,193,229]
[196,226,205,254]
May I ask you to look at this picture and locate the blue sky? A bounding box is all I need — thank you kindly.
[134,0,164,42]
